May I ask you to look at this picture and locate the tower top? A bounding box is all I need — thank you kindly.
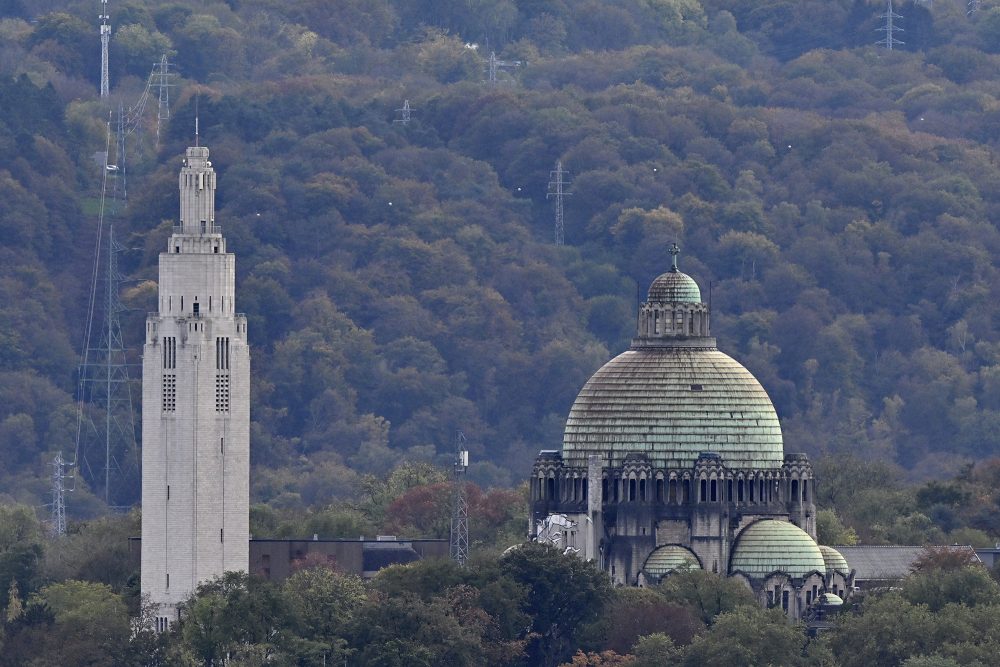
[177,146,217,235]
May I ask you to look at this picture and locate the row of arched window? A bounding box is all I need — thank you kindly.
[533,471,811,506]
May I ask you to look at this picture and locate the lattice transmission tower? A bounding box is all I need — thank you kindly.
[49,453,70,537]
[547,160,572,246]
[968,0,981,16]
[876,0,904,50]
[450,432,470,566]
[99,0,110,98]
[394,99,413,125]
[156,55,175,148]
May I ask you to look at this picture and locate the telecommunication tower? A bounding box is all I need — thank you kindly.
[99,0,110,98]
[156,55,175,147]
[450,432,470,566]
[394,99,412,125]
[547,160,572,246]
[876,0,904,50]
[49,453,69,537]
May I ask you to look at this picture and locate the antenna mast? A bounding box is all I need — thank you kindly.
[876,0,904,50]
[99,0,110,98]
[49,453,69,536]
[547,160,572,246]
[156,55,174,147]
[450,432,470,567]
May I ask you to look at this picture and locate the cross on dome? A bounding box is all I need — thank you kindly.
[668,242,680,272]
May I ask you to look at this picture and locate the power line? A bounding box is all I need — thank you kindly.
[876,0,904,50]
[547,160,572,246]
[450,432,470,567]
[156,55,175,148]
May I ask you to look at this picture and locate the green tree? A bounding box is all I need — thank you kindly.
[500,543,612,667]
[656,569,757,625]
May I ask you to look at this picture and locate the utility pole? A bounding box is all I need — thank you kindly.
[394,99,412,125]
[99,0,110,98]
[876,0,904,50]
[547,160,572,246]
[450,432,470,567]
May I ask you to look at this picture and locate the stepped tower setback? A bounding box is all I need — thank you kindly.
[141,146,249,628]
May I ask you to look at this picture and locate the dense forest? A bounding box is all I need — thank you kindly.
[4,0,1000,550]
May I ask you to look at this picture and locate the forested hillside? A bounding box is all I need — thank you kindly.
[3,0,1000,515]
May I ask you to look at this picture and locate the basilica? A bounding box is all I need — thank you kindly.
[530,246,852,619]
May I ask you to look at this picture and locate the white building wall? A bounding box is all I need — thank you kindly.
[141,146,249,624]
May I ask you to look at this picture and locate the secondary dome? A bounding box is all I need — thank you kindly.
[562,348,784,469]
[729,520,825,579]
[642,545,701,582]
[647,270,701,303]
[819,545,851,577]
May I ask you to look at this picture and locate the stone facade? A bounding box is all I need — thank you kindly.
[141,146,250,628]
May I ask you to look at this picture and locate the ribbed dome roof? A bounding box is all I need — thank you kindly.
[819,545,851,576]
[642,545,701,581]
[818,593,844,606]
[562,348,784,469]
[647,270,701,303]
[729,520,825,579]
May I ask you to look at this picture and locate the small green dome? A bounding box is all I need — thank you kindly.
[647,270,701,303]
[818,592,844,606]
[729,520,825,579]
[642,545,701,581]
[819,545,850,576]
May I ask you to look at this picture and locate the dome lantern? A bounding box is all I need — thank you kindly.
[636,244,711,344]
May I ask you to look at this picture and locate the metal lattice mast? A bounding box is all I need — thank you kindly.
[483,52,523,87]
[99,0,110,97]
[876,0,904,50]
[156,55,174,148]
[49,453,69,537]
[394,99,412,125]
[547,160,572,246]
[967,0,981,16]
[72,121,140,510]
[450,432,470,566]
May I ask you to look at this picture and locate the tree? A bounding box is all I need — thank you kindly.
[499,543,612,667]
[656,570,757,626]
[282,564,365,664]
[677,606,816,667]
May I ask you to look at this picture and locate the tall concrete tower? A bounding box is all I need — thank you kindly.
[141,146,249,627]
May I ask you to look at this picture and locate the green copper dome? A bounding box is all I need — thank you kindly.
[819,545,850,576]
[562,348,784,469]
[729,520,825,579]
[642,545,701,581]
[647,270,701,303]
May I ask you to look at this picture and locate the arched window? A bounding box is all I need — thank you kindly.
[738,479,745,502]
[710,479,718,502]
[639,478,647,501]
[802,480,809,501]
[727,479,733,502]
[656,478,664,503]
[791,479,799,502]
[629,478,637,502]
[668,478,678,503]
[699,479,707,502]
[683,479,691,503]
[749,478,755,502]
[546,477,555,500]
